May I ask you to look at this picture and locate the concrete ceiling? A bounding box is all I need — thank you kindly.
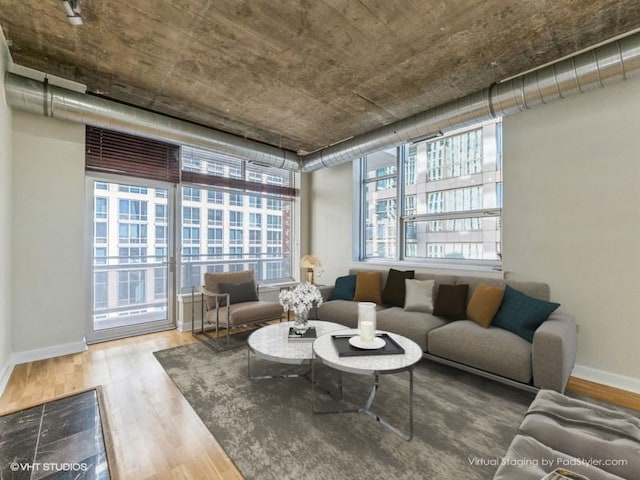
[1,1,640,154]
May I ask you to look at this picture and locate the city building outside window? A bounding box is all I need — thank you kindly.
[358,119,502,266]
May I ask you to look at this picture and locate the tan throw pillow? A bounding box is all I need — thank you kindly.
[404,279,435,313]
[466,283,505,327]
[353,271,383,304]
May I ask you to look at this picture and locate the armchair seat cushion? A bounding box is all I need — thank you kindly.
[206,301,283,326]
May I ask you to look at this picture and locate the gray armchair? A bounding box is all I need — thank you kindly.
[192,270,284,345]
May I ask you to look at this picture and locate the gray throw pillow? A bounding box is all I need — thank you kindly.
[218,281,258,305]
[404,279,435,313]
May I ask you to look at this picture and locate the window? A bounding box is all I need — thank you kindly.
[154,268,166,299]
[155,204,167,222]
[118,185,147,194]
[357,119,502,265]
[267,198,281,210]
[248,195,261,208]
[95,222,107,244]
[178,146,297,291]
[94,272,108,309]
[208,209,223,225]
[207,228,223,244]
[94,247,107,265]
[249,213,262,228]
[119,199,147,221]
[118,247,147,263]
[229,211,243,227]
[119,223,147,244]
[182,186,201,201]
[229,193,243,206]
[183,207,200,224]
[155,226,167,244]
[95,197,107,219]
[95,182,108,190]
[207,190,223,204]
[118,270,146,306]
[249,230,261,244]
[183,227,200,245]
[267,214,281,229]
[229,229,243,244]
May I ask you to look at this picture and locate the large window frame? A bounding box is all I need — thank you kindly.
[355,119,502,269]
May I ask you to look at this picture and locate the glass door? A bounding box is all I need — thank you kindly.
[88,176,175,343]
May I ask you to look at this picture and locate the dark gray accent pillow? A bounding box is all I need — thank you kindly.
[218,281,258,304]
[382,269,415,307]
[433,284,469,320]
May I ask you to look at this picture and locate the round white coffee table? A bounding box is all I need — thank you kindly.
[312,329,422,441]
[247,320,346,380]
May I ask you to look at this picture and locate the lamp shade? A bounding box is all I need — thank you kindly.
[300,255,322,269]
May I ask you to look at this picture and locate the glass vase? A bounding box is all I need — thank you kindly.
[293,310,310,335]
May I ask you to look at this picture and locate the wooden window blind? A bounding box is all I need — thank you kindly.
[85,126,180,184]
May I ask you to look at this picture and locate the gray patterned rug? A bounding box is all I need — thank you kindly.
[154,342,535,480]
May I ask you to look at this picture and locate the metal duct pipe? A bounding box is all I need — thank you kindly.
[300,32,640,172]
[4,72,301,171]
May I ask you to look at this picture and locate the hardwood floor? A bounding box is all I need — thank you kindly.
[1,329,638,479]
[0,330,243,480]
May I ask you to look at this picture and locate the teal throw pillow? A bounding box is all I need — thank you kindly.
[491,285,560,342]
[329,275,357,301]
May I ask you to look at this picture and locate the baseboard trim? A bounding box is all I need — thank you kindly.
[0,360,14,397]
[572,364,640,395]
[10,340,87,366]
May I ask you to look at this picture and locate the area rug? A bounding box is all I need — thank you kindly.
[192,328,254,352]
[154,342,535,479]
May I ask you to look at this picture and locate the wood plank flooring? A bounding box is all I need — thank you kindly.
[1,329,638,479]
[0,330,243,480]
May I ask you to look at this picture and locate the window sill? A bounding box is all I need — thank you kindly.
[352,259,505,279]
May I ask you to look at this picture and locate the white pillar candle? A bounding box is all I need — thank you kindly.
[357,302,377,334]
[360,320,375,342]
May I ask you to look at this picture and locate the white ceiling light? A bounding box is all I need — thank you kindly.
[62,0,83,26]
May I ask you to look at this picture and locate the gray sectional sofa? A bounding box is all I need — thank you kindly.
[315,269,577,393]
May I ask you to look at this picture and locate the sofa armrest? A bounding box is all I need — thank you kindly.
[318,285,334,302]
[532,312,577,393]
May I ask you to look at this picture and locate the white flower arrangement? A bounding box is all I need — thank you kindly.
[279,282,323,317]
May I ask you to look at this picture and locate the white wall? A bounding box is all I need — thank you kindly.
[503,78,640,387]
[0,28,13,392]
[309,161,353,284]
[11,111,87,359]
[309,80,640,391]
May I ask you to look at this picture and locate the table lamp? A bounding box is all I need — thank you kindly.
[300,254,322,284]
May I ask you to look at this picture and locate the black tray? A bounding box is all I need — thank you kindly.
[331,333,405,357]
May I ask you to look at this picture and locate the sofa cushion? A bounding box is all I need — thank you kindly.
[466,283,504,327]
[376,307,447,351]
[353,271,383,304]
[428,320,533,383]
[218,281,259,304]
[328,274,357,301]
[492,285,560,342]
[404,279,435,313]
[381,269,414,307]
[316,300,386,329]
[433,284,468,320]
